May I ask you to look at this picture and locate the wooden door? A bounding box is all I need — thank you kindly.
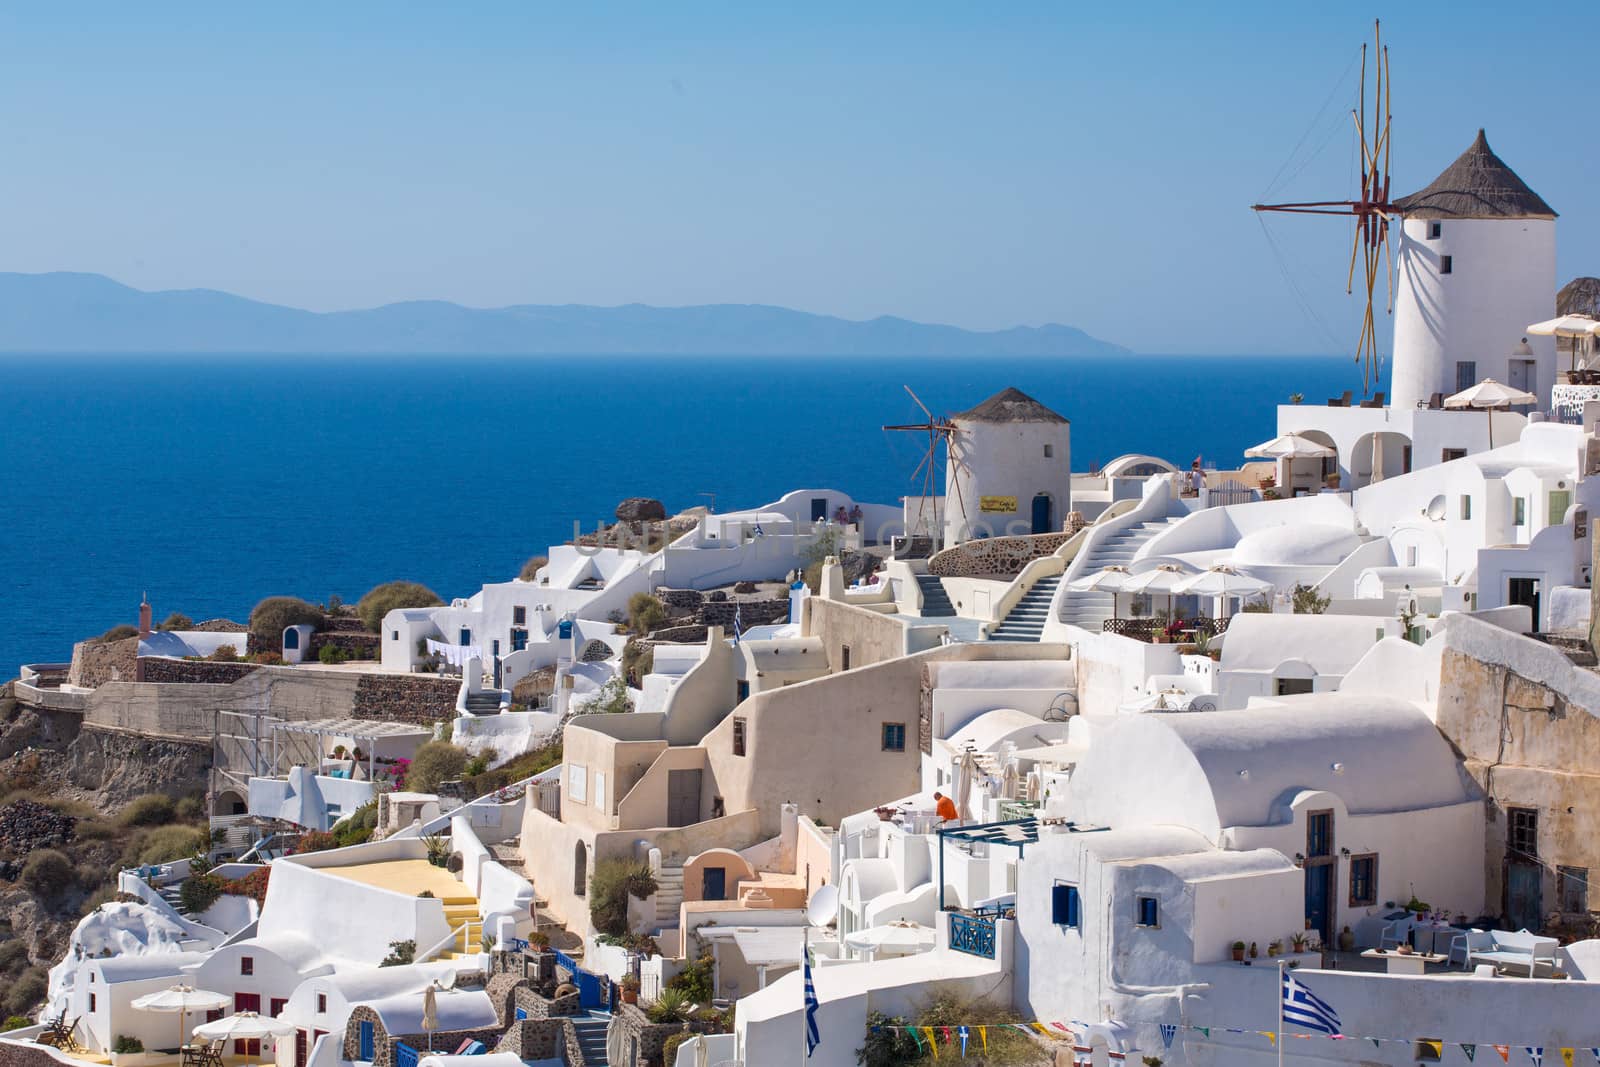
[667,769,702,827]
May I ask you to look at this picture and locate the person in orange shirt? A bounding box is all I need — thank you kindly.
[933,791,959,823]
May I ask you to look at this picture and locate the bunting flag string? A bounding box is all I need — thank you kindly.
[1463,1044,1476,1062]
[1159,1024,1177,1049]
[1528,1049,1543,1067]
[1495,1048,1511,1063]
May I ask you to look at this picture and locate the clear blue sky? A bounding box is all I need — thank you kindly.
[0,2,1592,354]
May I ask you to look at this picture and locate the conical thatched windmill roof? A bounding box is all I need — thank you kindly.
[1558,277,1600,319]
[1392,130,1556,220]
[952,386,1068,424]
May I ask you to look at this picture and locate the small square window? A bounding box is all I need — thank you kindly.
[1136,896,1159,927]
[317,993,327,1014]
[88,993,96,1013]
[269,998,287,1018]
[840,644,851,671]
[732,717,747,757]
[1514,498,1527,526]
[882,722,906,752]
[1428,221,1442,240]
[736,680,750,703]
[1442,447,1467,462]
[513,606,526,625]
[1440,255,1453,275]
[240,956,254,976]
[1043,444,1053,458]
[1052,883,1081,928]
[1508,806,1538,859]
[391,630,398,641]
[1460,495,1472,520]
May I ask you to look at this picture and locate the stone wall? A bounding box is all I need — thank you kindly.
[701,598,789,629]
[66,636,138,689]
[0,1042,72,1067]
[137,658,261,684]
[309,631,382,659]
[351,674,460,724]
[926,531,1070,578]
[343,1005,507,1067]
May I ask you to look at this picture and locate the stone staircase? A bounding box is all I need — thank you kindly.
[1056,518,1183,632]
[988,575,1061,642]
[655,865,684,928]
[915,574,956,617]
[464,690,503,714]
[570,1017,611,1065]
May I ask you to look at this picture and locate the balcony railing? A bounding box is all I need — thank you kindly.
[948,913,997,959]
[1102,616,1229,643]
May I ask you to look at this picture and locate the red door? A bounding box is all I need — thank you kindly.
[234,994,262,1056]
[295,1031,308,1067]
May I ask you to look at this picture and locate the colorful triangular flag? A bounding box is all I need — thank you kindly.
[958,1026,969,1058]
[1589,1050,1600,1065]
[1371,1038,1383,1051]
[1258,1032,1276,1047]
[923,1028,939,1058]
[1528,1048,1544,1067]
[1562,1050,1574,1067]
[1160,1024,1177,1050]
[1196,1027,1209,1039]
[1420,1041,1443,1059]
[1464,1045,1477,1062]
[978,1027,987,1052]
[1495,1047,1510,1063]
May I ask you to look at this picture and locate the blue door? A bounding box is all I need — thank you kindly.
[1031,494,1052,534]
[357,1021,374,1062]
[702,866,727,901]
[1304,865,1332,943]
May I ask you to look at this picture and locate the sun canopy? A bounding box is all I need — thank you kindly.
[1069,565,1131,593]
[1526,315,1600,338]
[1175,566,1272,598]
[843,922,936,952]
[1244,432,1336,460]
[192,1013,296,1042]
[1444,379,1537,410]
[1120,564,1194,594]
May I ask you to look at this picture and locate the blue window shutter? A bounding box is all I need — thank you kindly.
[1069,887,1080,927]
[1052,884,1080,928]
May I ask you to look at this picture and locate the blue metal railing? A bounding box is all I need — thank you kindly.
[393,1042,419,1067]
[948,913,997,959]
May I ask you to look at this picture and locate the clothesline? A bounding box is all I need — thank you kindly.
[425,639,483,668]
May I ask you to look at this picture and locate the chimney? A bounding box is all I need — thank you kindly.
[138,593,152,638]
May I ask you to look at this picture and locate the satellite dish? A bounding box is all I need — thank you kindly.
[807,885,840,926]
[1425,494,1446,521]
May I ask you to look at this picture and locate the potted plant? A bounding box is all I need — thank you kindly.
[1290,932,1307,954]
[1231,940,1246,962]
[1338,925,1355,952]
[619,973,641,1004]
[527,930,551,952]
[1267,939,1282,958]
[1249,941,1259,959]
[110,1036,147,1066]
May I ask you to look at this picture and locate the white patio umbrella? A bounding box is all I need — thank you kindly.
[1527,316,1600,372]
[1176,565,1271,617]
[1243,432,1336,459]
[1444,378,1538,447]
[1068,565,1131,620]
[130,985,231,1052]
[191,1011,296,1044]
[843,921,937,956]
[1121,564,1194,620]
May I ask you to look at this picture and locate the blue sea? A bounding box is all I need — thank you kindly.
[0,353,1366,674]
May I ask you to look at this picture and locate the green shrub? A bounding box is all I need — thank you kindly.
[661,1033,690,1065]
[120,794,176,827]
[588,858,657,937]
[666,954,714,1003]
[590,676,633,715]
[627,593,668,636]
[208,644,240,662]
[0,939,30,974]
[21,849,74,896]
[518,555,548,581]
[131,825,209,865]
[175,794,205,821]
[249,597,325,642]
[318,644,347,665]
[178,873,224,915]
[408,741,468,794]
[158,613,194,632]
[332,800,379,848]
[1291,582,1330,615]
[252,651,285,666]
[621,641,654,683]
[356,581,443,633]
[1,1016,31,1033]
[112,1036,145,1054]
[292,831,338,855]
[93,624,139,644]
[379,939,415,967]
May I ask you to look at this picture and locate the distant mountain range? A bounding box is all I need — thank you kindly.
[0,272,1128,356]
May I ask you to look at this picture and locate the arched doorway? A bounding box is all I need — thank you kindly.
[1284,429,1340,495]
[573,842,588,897]
[1030,494,1052,535]
[213,790,246,816]
[1350,431,1413,489]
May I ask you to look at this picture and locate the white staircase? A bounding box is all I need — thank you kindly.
[1056,518,1184,632]
[655,864,684,927]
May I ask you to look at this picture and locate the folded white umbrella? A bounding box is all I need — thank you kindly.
[1069,565,1131,592]
[191,1012,296,1042]
[1243,432,1336,460]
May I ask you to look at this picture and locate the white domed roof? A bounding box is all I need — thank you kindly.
[1232,523,1360,567]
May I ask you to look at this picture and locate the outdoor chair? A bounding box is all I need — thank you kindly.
[1461,929,1558,975]
[1359,391,1386,408]
[1427,392,1444,409]
[1327,390,1352,407]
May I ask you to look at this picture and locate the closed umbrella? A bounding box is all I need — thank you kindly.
[1068,565,1131,620]
[421,982,440,1051]
[954,749,977,822]
[605,1016,626,1065]
[130,985,231,1053]
[1000,760,1020,801]
[1445,378,1537,447]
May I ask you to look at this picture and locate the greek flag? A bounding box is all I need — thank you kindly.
[1281,970,1342,1036]
[732,601,743,647]
[1160,1024,1177,1049]
[803,951,820,1057]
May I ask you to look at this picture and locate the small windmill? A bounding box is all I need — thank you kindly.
[882,386,972,547]
[1253,19,1394,394]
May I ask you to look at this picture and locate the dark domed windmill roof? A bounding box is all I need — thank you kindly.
[1392,129,1556,220]
[953,386,1068,424]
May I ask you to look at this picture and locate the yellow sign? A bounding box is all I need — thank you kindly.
[979,496,1017,513]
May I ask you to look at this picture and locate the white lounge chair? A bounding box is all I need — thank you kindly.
[1462,929,1558,976]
